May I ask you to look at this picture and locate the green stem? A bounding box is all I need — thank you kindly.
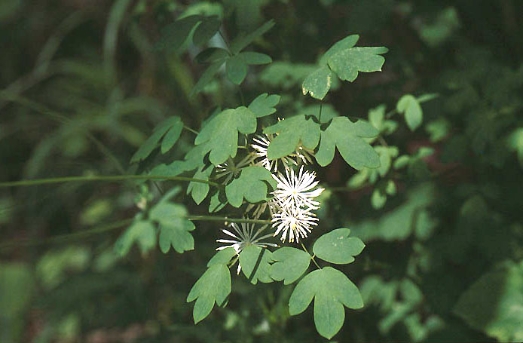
[0,174,219,188]
[188,215,271,225]
[300,241,321,269]
[0,218,132,251]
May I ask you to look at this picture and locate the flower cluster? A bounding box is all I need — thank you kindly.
[217,133,324,251]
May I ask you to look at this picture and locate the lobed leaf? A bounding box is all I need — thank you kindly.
[187,264,231,323]
[239,245,274,284]
[150,202,195,254]
[264,114,321,159]
[131,116,183,163]
[248,93,280,118]
[302,66,333,100]
[315,117,380,169]
[187,166,213,205]
[114,220,156,256]
[313,228,365,264]
[225,166,276,207]
[270,247,311,285]
[289,267,364,339]
[195,107,257,165]
[328,47,387,82]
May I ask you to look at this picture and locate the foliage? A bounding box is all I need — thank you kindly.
[1,0,523,342]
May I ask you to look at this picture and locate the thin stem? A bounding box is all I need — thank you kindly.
[300,241,321,269]
[0,174,219,188]
[188,215,271,225]
[0,218,132,251]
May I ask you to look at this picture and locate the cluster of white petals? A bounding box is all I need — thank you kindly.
[270,166,324,243]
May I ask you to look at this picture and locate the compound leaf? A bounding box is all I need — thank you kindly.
[155,15,201,52]
[248,93,280,118]
[193,15,221,45]
[225,166,276,207]
[270,247,311,285]
[239,245,274,284]
[316,117,380,169]
[150,202,195,254]
[195,107,257,165]
[187,264,231,323]
[319,34,360,65]
[313,228,365,265]
[208,247,237,267]
[264,114,321,159]
[328,47,387,82]
[289,267,364,339]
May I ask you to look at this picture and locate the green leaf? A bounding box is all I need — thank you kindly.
[302,66,333,100]
[195,107,257,165]
[193,15,221,45]
[195,47,230,64]
[313,228,365,265]
[248,93,281,118]
[208,247,237,267]
[230,20,275,54]
[454,260,523,342]
[316,117,380,169]
[270,247,311,285]
[150,202,195,254]
[114,220,156,256]
[225,166,276,207]
[319,34,360,65]
[160,117,183,154]
[226,54,248,85]
[396,94,423,131]
[239,245,274,284]
[187,166,213,205]
[241,51,272,65]
[191,61,224,96]
[131,116,183,163]
[264,114,321,159]
[187,264,231,323]
[328,47,388,82]
[289,267,364,339]
[371,188,387,209]
[155,15,201,51]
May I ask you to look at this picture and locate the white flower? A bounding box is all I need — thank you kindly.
[217,222,278,254]
[217,222,278,274]
[270,203,319,243]
[272,166,324,210]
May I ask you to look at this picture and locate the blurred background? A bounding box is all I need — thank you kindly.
[1,0,523,342]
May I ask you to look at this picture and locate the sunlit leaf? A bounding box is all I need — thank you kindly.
[264,114,321,159]
[187,264,231,323]
[239,245,274,284]
[225,166,276,207]
[289,267,364,339]
[313,228,365,265]
[328,47,387,82]
[302,66,333,100]
[195,107,257,165]
[316,117,379,169]
[248,93,280,118]
[270,247,310,285]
